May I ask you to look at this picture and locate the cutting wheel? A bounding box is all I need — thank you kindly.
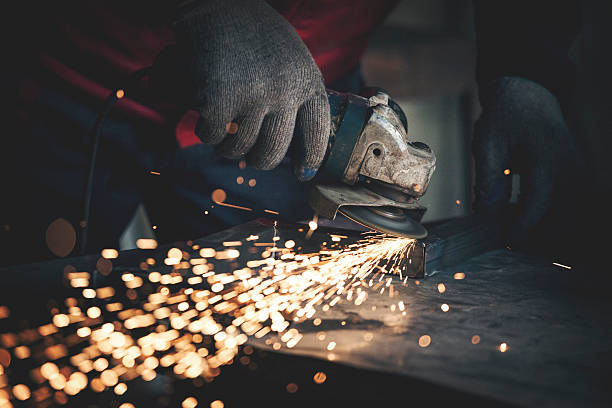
[338,205,428,239]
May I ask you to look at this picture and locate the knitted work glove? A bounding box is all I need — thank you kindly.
[472,76,579,247]
[173,0,330,181]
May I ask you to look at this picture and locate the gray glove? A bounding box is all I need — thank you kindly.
[174,0,330,180]
[472,76,579,246]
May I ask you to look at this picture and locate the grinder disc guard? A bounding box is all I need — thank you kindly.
[339,205,428,239]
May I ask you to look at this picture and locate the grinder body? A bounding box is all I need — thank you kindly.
[309,90,436,238]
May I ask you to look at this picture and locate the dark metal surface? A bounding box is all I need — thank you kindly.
[248,248,612,408]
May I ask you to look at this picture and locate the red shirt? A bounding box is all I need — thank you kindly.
[36,1,397,147]
[268,0,397,84]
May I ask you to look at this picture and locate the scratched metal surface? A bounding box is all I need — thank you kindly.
[247,247,612,407]
[201,220,612,408]
[1,219,610,407]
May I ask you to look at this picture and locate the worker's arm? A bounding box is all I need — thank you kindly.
[471,0,582,247]
[473,0,581,114]
[155,0,330,181]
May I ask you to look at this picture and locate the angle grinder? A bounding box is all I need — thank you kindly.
[80,73,435,253]
[310,89,436,239]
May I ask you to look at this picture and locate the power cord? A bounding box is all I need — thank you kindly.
[79,67,151,255]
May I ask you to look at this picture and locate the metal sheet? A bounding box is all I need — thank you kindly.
[0,218,609,407]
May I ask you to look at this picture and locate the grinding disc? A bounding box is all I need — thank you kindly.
[339,205,428,239]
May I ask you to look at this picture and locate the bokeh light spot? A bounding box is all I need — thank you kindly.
[313,371,327,384]
[45,218,76,258]
[418,335,431,347]
[211,189,227,204]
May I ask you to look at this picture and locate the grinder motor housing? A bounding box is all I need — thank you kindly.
[309,89,436,238]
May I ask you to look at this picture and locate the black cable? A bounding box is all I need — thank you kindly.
[79,67,152,255]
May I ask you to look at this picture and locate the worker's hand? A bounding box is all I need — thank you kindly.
[472,76,578,247]
[171,0,330,181]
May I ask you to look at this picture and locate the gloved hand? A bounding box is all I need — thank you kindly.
[171,0,330,181]
[472,76,579,247]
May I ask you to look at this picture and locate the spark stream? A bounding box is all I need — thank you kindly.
[0,233,415,405]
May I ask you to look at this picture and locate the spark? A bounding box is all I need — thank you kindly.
[313,371,327,384]
[552,262,571,270]
[136,239,157,249]
[182,396,198,408]
[499,342,508,352]
[215,202,253,211]
[225,122,238,134]
[114,382,127,395]
[101,249,118,259]
[0,227,416,406]
[418,335,431,347]
[12,384,30,401]
[306,214,319,239]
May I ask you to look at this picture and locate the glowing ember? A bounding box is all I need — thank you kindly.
[136,239,158,249]
[210,400,224,408]
[12,384,31,401]
[552,262,571,270]
[313,371,327,384]
[418,335,431,347]
[101,249,118,259]
[182,396,198,408]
